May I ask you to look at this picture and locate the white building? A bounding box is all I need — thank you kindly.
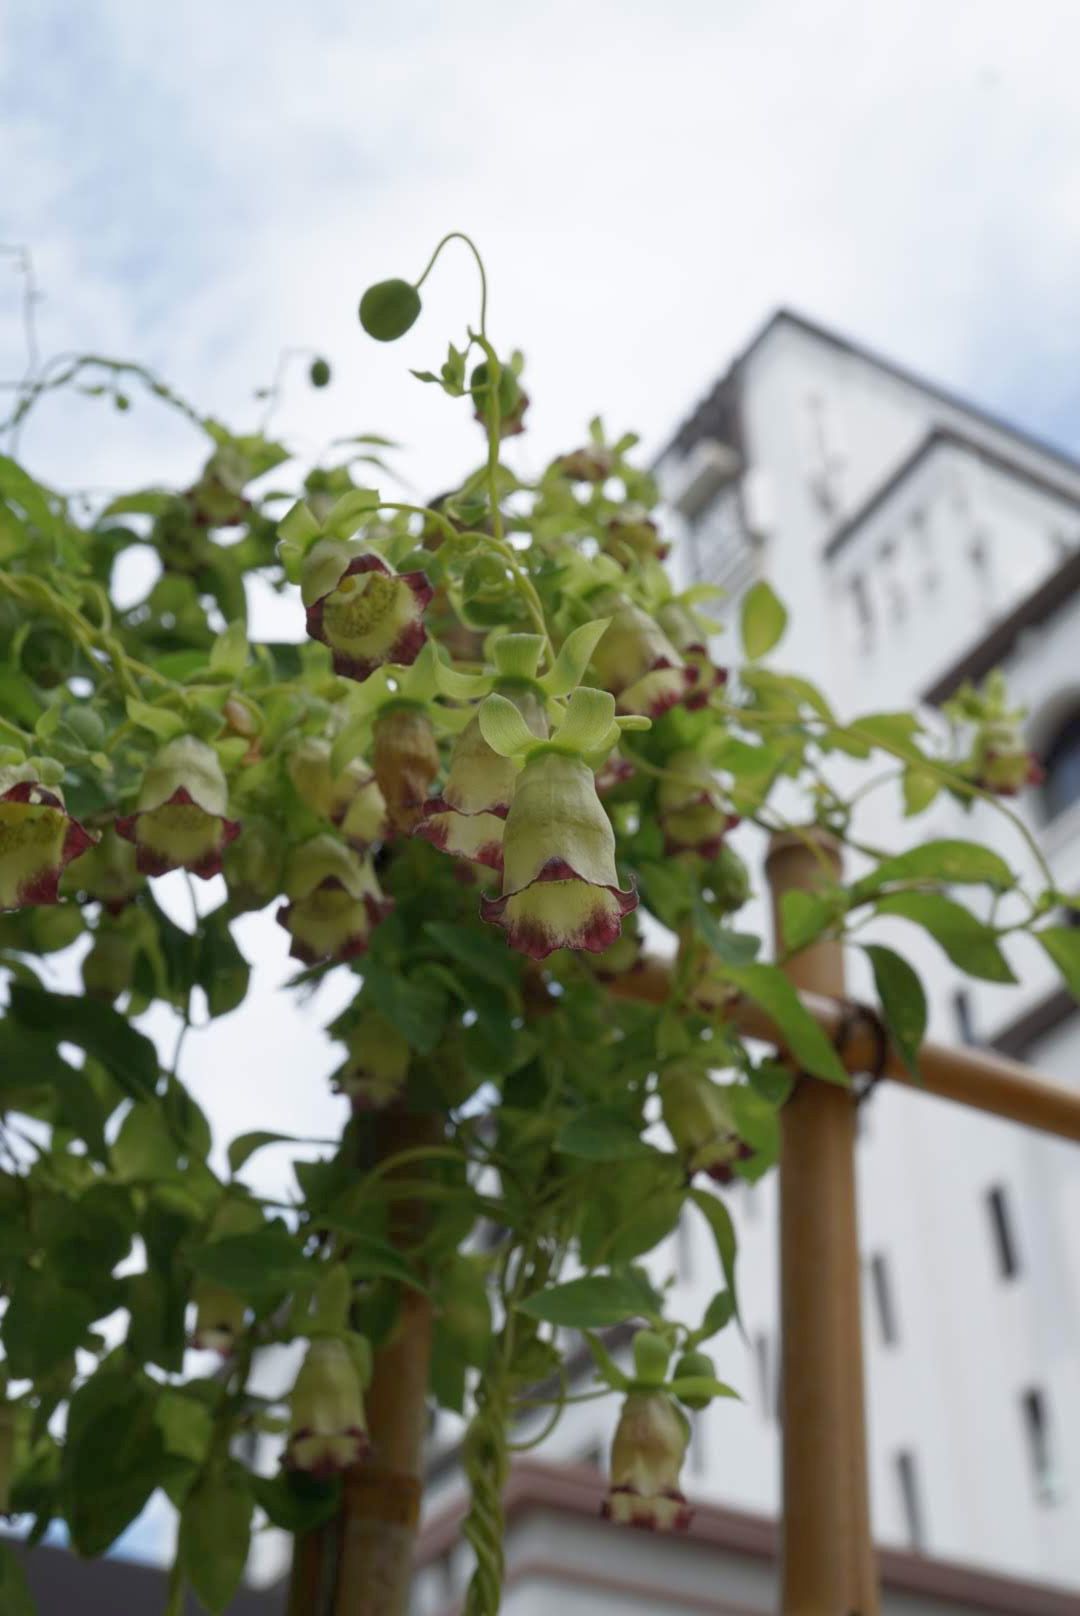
[421,311,1080,1609]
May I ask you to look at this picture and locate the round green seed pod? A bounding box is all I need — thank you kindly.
[309,358,331,388]
[358,279,422,342]
[702,844,751,916]
[469,360,520,419]
[673,1349,715,1410]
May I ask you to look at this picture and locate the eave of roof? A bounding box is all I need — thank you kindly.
[824,426,1080,563]
[415,1457,1080,1616]
[658,309,1080,483]
[921,543,1080,706]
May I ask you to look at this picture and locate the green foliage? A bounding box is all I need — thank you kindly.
[0,229,1058,1613]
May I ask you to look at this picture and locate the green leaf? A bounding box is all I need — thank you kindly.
[874,892,1016,983]
[739,580,787,660]
[155,1391,215,1464]
[584,1330,632,1392]
[688,1189,740,1325]
[422,922,521,988]
[63,1371,166,1556]
[720,962,848,1084]
[209,621,249,678]
[360,960,447,1054]
[668,1375,740,1402]
[197,908,250,1018]
[3,1270,104,1377]
[0,1542,35,1616]
[316,1222,428,1291]
[8,986,158,1101]
[0,1020,109,1157]
[902,767,940,817]
[863,945,926,1079]
[251,1471,342,1534]
[1036,927,1080,999]
[845,711,925,766]
[125,697,187,741]
[556,1106,656,1162]
[517,1273,659,1328]
[694,1289,736,1344]
[112,1102,180,1181]
[692,893,761,964]
[228,1130,307,1175]
[780,889,841,952]
[540,618,612,697]
[852,839,1014,898]
[179,1462,253,1614]
[188,1226,311,1300]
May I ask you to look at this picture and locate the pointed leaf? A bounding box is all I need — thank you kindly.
[540,619,612,696]
[740,581,787,659]
[874,892,1016,983]
[863,944,926,1079]
[1036,926,1080,999]
[720,962,848,1083]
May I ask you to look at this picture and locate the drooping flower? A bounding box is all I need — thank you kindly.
[287,738,389,850]
[115,736,240,879]
[590,600,696,718]
[971,722,1045,796]
[604,505,670,564]
[61,822,142,913]
[480,751,636,959]
[660,1063,752,1185]
[0,762,95,911]
[333,1009,410,1110]
[415,691,545,871]
[603,1392,692,1532]
[191,1281,248,1356]
[302,540,433,682]
[657,599,727,710]
[223,815,285,914]
[557,445,615,482]
[286,1339,369,1476]
[658,751,739,858]
[373,707,440,834]
[276,834,393,965]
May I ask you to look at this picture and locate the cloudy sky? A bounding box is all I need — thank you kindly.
[3,1,1080,1178]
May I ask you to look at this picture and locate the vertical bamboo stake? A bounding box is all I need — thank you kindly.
[287,1111,438,1616]
[766,830,879,1616]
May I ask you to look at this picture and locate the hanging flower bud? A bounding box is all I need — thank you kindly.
[191,1281,248,1355]
[557,445,614,482]
[116,736,240,879]
[61,822,142,913]
[302,540,433,683]
[288,739,389,849]
[373,707,440,834]
[971,721,1045,797]
[661,1063,751,1184]
[415,691,545,871]
[286,1339,370,1476]
[333,1009,410,1110]
[658,752,738,858]
[605,505,670,564]
[82,919,140,1003]
[603,1392,692,1532]
[481,752,636,959]
[590,601,696,718]
[223,815,285,914]
[656,600,727,710]
[277,835,393,965]
[0,1401,15,1515]
[701,845,751,917]
[0,761,95,911]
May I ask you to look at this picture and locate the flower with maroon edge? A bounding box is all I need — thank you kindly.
[604,504,670,564]
[658,751,739,857]
[302,538,433,682]
[556,445,614,482]
[287,737,389,850]
[415,693,545,871]
[603,1391,692,1532]
[61,822,142,913]
[286,1339,369,1477]
[476,685,645,959]
[276,834,393,965]
[191,1281,247,1355]
[660,1062,752,1184]
[972,723,1045,796]
[333,1009,410,1110]
[0,760,95,911]
[657,598,727,710]
[115,736,240,879]
[589,598,696,718]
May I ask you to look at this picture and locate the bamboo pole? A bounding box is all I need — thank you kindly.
[610,967,1080,1143]
[766,831,879,1616]
[287,1111,438,1616]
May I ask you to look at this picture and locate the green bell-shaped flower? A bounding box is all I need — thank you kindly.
[115,736,240,879]
[0,761,95,911]
[603,1392,692,1532]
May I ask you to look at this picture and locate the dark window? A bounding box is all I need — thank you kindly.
[952,989,977,1046]
[986,1184,1020,1280]
[1020,1387,1058,1502]
[895,1450,926,1549]
[869,1253,899,1346]
[1042,714,1080,823]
